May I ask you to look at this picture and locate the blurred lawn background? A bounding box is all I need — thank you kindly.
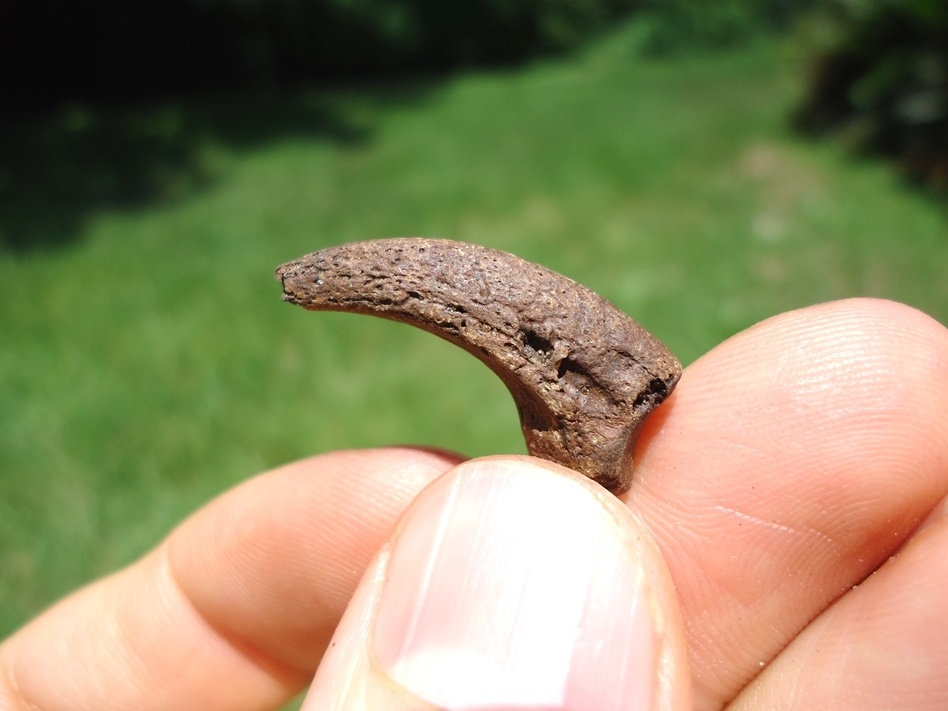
[1,2,947,701]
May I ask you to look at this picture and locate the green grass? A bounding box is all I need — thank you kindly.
[1,23,946,675]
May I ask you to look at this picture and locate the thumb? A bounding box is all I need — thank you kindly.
[303,456,692,710]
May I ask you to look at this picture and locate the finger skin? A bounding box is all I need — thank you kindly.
[2,299,946,711]
[728,504,948,710]
[0,448,460,711]
[304,458,693,711]
[629,299,948,710]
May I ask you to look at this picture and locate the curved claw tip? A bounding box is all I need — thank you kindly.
[277,238,680,494]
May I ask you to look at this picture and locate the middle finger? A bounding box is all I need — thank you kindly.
[627,300,948,710]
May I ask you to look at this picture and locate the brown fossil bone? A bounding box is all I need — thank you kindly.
[275,238,681,494]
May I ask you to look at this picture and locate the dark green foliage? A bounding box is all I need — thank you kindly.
[639,0,814,55]
[1,0,636,248]
[795,0,948,191]
[0,94,367,250]
[3,0,636,112]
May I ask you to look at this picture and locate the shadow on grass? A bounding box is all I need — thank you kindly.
[0,84,433,253]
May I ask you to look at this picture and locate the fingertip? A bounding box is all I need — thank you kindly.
[629,298,948,707]
[272,446,466,494]
[305,457,692,711]
[165,446,464,679]
[744,299,948,480]
[652,298,948,484]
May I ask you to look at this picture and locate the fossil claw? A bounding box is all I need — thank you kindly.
[276,238,680,494]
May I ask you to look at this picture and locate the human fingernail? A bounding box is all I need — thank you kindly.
[373,459,658,710]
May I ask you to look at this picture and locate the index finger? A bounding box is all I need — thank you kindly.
[0,447,461,711]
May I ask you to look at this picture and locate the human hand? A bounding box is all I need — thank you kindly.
[1,298,946,710]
